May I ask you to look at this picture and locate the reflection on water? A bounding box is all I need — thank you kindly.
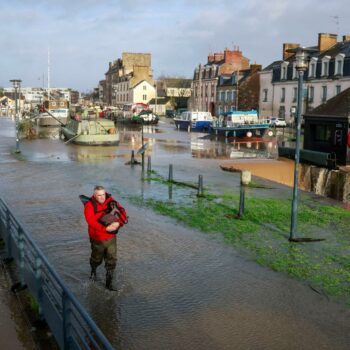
[191,138,278,160]
[34,125,61,140]
[18,121,281,164]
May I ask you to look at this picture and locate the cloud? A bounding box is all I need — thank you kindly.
[1,0,349,90]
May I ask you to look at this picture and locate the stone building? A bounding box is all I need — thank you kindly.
[259,33,350,122]
[104,52,154,106]
[191,48,250,116]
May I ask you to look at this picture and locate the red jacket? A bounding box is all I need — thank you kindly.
[84,194,126,241]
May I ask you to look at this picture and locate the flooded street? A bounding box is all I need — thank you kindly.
[1,117,350,350]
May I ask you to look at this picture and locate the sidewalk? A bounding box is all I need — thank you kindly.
[0,261,36,350]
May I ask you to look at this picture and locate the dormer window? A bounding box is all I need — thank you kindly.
[292,62,297,79]
[335,53,345,76]
[280,62,288,80]
[321,56,330,77]
[308,57,317,78]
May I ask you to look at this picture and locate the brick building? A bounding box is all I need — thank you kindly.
[191,48,250,115]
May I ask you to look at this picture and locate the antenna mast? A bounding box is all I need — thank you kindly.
[331,15,340,36]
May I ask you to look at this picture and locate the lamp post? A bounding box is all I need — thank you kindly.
[154,82,157,115]
[286,47,316,241]
[10,79,22,153]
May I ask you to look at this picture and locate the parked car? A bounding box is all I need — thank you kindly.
[267,117,287,127]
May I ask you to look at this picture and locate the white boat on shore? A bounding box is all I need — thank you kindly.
[37,100,70,126]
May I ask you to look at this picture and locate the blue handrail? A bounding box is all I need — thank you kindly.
[0,197,115,350]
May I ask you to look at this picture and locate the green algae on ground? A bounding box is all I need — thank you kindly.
[130,189,350,305]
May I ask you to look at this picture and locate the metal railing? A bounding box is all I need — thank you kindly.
[278,146,337,169]
[0,197,114,350]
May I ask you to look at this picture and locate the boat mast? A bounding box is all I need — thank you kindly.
[48,47,50,101]
[235,69,239,111]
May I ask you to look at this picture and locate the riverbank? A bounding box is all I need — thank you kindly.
[0,256,35,350]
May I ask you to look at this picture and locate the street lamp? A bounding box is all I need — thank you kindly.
[10,79,22,153]
[286,47,317,241]
[154,82,157,115]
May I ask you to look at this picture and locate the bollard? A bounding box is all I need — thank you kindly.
[147,156,152,173]
[168,164,173,182]
[238,171,251,218]
[168,183,173,200]
[197,174,204,197]
[130,150,135,165]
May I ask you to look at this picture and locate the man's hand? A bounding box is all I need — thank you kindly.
[106,222,120,232]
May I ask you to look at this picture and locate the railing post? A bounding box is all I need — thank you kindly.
[168,164,173,182]
[35,256,44,319]
[62,291,72,350]
[5,208,12,258]
[18,227,25,286]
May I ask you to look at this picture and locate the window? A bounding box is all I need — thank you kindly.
[280,62,288,80]
[143,94,147,101]
[293,87,297,102]
[143,85,146,90]
[232,91,237,103]
[220,91,225,101]
[322,86,327,102]
[308,86,314,103]
[263,89,268,102]
[292,62,297,79]
[281,88,285,103]
[336,85,341,95]
[205,85,208,97]
[226,90,230,101]
[321,56,330,77]
[314,125,332,142]
[335,53,345,76]
[307,57,317,78]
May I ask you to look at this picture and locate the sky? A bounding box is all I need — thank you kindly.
[1,0,349,92]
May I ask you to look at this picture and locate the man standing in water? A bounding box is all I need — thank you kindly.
[84,185,127,290]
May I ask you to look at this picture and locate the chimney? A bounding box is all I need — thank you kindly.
[214,52,224,62]
[343,35,350,42]
[318,33,337,52]
[249,64,262,72]
[208,54,214,63]
[283,43,300,60]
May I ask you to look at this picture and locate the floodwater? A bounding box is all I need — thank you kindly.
[0,117,350,350]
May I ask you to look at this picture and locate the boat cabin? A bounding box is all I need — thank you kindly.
[220,110,258,127]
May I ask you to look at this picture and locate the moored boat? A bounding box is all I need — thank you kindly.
[174,111,213,132]
[210,110,271,138]
[61,117,119,146]
[37,100,70,126]
[132,110,159,124]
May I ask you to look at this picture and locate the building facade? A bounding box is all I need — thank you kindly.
[104,52,154,106]
[259,33,350,122]
[216,64,261,115]
[191,48,250,116]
